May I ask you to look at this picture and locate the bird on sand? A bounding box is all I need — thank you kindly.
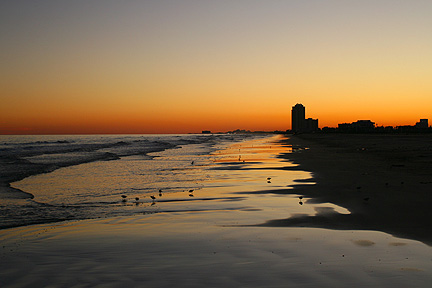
[135,197,139,201]
[189,189,194,193]
[267,177,271,180]
[121,195,127,202]
[150,195,156,201]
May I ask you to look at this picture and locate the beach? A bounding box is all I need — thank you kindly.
[1,134,431,287]
[276,134,432,246]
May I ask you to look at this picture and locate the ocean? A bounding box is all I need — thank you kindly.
[0,133,294,229]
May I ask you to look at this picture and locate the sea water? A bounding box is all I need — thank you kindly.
[0,134,269,228]
[3,133,314,229]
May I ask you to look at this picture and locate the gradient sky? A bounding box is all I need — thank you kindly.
[1,0,431,134]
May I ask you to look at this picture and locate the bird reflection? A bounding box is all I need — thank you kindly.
[298,196,303,205]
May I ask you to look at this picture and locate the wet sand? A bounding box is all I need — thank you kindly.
[269,134,432,246]
[1,135,432,287]
[2,214,431,288]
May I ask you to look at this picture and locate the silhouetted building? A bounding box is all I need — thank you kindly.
[352,120,375,132]
[291,104,305,133]
[338,120,375,133]
[396,125,417,133]
[305,118,319,132]
[291,104,319,133]
[415,119,428,129]
[338,123,352,132]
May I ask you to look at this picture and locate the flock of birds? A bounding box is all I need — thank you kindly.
[120,188,197,205]
[119,161,400,208]
[120,160,198,205]
[121,176,307,205]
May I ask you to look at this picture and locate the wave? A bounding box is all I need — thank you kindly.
[0,134,256,189]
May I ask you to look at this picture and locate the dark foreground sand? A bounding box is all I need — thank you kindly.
[266,134,432,246]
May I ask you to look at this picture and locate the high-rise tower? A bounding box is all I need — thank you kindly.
[291,103,305,133]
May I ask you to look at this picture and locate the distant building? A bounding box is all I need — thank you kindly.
[291,104,319,133]
[415,119,428,129]
[291,104,305,133]
[338,123,352,132]
[352,120,375,132]
[338,120,375,133]
[305,118,319,132]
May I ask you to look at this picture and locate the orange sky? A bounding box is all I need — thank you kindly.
[1,1,431,134]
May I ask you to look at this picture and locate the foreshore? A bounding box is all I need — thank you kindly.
[1,134,431,287]
[270,133,432,246]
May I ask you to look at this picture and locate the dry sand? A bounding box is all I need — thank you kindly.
[268,134,432,246]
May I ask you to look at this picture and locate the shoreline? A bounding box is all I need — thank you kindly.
[0,134,274,230]
[265,133,432,246]
[1,134,432,287]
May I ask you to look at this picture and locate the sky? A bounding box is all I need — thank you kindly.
[1,0,432,134]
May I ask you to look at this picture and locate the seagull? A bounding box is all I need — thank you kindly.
[299,196,303,200]
[121,195,127,202]
[267,177,271,180]
[189,193,194,197]
[191,161,194,165]
[189,189,194,193]
[150,195,156,201]
[135,197,139,201]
